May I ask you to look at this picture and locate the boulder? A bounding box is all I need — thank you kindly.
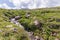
[34,20,42,28]
[15,16,21,20]
[25,12,30,18]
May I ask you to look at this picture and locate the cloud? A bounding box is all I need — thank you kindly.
[45,0,60,7]
[9,0,34,9]
[9,0,43,9]
[0,3,11,9]
[0,0,15,9]
[10,0,60,9]
[0,0,60,9]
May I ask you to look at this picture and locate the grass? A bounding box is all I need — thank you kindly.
[0,7,60,40]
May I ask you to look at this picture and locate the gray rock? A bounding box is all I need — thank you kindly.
[15,16,21,20]
[34,20,42,28]
[25,12,30,18]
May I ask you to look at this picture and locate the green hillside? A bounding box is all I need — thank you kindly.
[0,7,60,40]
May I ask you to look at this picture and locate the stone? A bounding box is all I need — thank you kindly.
[35,36,39,40]
[34,20,42,27]
[34,20,39,26]
[15,16,21,20]
[25,12,30,18]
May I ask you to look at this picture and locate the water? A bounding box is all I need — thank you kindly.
[10,18,24,29]
[10,17,39,40]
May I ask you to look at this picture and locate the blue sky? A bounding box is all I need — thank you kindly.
[0,0,60,9]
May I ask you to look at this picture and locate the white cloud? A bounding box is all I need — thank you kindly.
[0,3,11,9]
[0,0,60,9]
[39,0,48,8]
[9,0,52,9]
[9,0,33,9]
[10,0,20,7]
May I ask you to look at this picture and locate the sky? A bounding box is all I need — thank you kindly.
[0,0,60,9]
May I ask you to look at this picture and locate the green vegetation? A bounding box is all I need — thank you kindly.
[0,9,30,40]
[0,7,60,40]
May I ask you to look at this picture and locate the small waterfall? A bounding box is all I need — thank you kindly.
[10,16,41,40]
[10,18,24,29]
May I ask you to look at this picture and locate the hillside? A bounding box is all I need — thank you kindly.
[0,7,60,40]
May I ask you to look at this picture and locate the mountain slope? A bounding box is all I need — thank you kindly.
[0,9,30,40]
[0,7,60,40]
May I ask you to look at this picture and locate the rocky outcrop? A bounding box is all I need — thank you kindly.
[10,16,24,29]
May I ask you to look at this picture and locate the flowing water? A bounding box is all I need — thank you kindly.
[10,17,39,40]
[10,18,24,29]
